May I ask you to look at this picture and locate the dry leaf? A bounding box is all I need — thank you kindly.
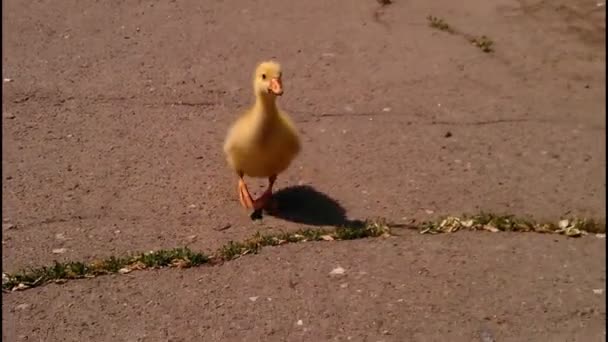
[483,225,499,233]
[118,268,131,274]
[320,235,334,241]
[171,259,190,268]
[129,261,147,270]
[440,217,462,232]
[12,283,29,291]
[564,227,582,237]
[461,219,474,228]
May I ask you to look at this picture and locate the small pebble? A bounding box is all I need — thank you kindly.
[15,303,30,311]
[296,320,304,326]
[215,224,231,231]
[55,233,66,241]
[596,233,605,239]
[3,78,13,83]
[249,296,259,302]
[52,248,67,254]
[382,107,391,112]
[329,266,346,276]
[3,223,15,230]
[593,289,604,295]
[480,328,496,342]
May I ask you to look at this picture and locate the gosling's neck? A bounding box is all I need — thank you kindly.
[253,92,278,116]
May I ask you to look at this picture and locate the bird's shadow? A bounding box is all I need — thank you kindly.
[261,185,365,228]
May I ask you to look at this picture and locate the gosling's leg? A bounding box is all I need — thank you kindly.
[254,175,277,211]
[237,172,255,209]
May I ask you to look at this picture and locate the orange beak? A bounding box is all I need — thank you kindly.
[269,78,283,96]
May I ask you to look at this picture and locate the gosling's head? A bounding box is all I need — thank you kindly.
[253,61,283,97]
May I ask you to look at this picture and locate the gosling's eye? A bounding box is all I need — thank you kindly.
[261,74,266,80]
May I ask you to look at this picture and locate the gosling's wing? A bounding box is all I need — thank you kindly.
[277,110,302,154]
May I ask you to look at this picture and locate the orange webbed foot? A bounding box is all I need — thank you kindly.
[238,178,255,209]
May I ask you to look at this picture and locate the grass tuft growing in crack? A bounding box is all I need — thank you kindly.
[2,220,389,291]
[469,35,494,53]
[217,219,389,261]
[416,213,605,237]
[2,214,603,292]
[427,15,494,53]
[427,15,455,33]
[3,247,208,292]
